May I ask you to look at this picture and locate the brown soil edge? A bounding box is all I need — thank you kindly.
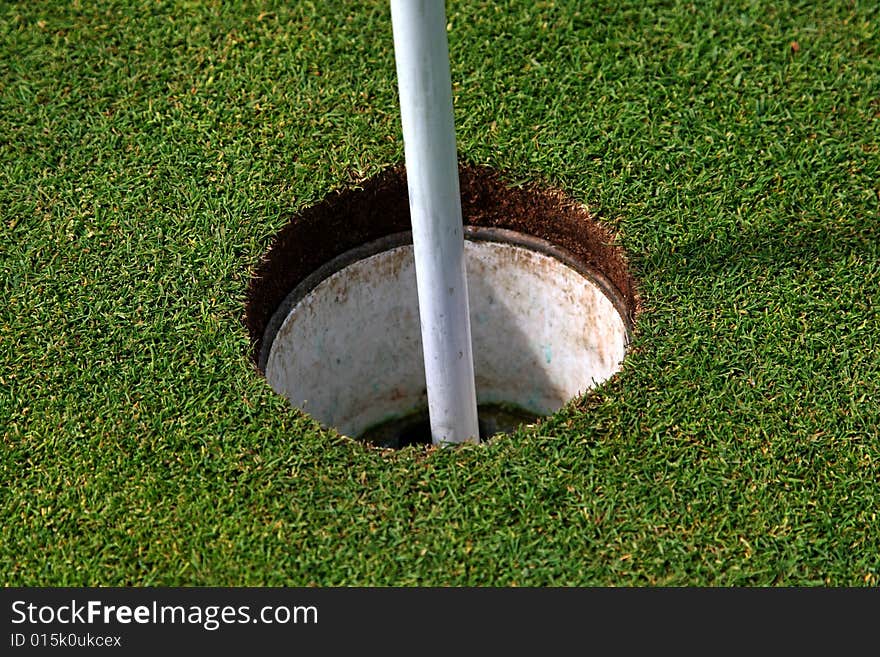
[245,163,639,372]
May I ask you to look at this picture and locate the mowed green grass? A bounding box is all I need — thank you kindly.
[1,0,878,586]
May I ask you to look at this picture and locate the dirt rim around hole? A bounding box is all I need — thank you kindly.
[244,163,640,371]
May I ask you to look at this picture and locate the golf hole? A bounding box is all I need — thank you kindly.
[245,165,637,448]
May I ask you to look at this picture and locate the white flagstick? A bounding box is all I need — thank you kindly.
[390,0,480,445]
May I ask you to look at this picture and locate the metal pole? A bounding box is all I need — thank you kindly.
[390,0,480,445]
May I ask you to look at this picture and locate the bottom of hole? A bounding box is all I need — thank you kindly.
[359,403,540,449]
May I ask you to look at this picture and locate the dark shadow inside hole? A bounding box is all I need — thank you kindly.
[361,403,540,449]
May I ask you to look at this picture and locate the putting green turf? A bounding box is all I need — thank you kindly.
[2,0,878,585]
